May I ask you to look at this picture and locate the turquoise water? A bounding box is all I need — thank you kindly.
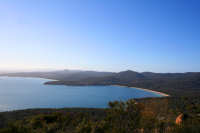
[0,77,162,111]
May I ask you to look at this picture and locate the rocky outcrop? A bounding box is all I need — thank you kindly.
[175,114,183,125]
[175,113,189,125]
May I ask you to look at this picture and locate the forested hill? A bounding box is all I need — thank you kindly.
[1,70,200,97]
[45,70,200,97]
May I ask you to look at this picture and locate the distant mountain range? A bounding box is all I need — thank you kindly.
[1,70,200,97]
[0,70,115,81]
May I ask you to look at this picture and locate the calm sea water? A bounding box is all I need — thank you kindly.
[0,77,162,111]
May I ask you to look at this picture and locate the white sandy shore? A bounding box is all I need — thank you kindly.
[112,85,170,97]
[0,76,170,97]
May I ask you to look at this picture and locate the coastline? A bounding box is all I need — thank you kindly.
[112,85,170,97]
[0,76,170,97]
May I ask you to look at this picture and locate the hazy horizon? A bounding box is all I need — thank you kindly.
[1,0,200,73]
[1,68,200,74]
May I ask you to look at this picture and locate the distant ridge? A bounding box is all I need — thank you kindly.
[0,70,115,81]
[1,69,200,97]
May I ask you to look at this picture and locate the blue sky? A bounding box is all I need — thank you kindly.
[0,0,200,72]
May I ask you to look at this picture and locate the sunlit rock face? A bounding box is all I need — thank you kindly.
[175,114,183,125]
[175,113,189,125]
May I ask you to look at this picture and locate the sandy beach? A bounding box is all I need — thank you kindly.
[112,85,170,97]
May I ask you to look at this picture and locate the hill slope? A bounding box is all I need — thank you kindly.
[45,70,200,97]
[1,70,200,96]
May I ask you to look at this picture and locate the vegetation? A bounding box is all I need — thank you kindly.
[1,70,200,132]
[44,70,200,97]
[0,97,200,133]
[2,70,200,97]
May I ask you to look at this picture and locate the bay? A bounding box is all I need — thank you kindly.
[0,77,162,111]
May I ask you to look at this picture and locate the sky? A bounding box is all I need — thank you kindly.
[0,0,200,72]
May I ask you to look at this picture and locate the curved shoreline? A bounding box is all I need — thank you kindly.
[0,76,170,97]
[112,85,170,97]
